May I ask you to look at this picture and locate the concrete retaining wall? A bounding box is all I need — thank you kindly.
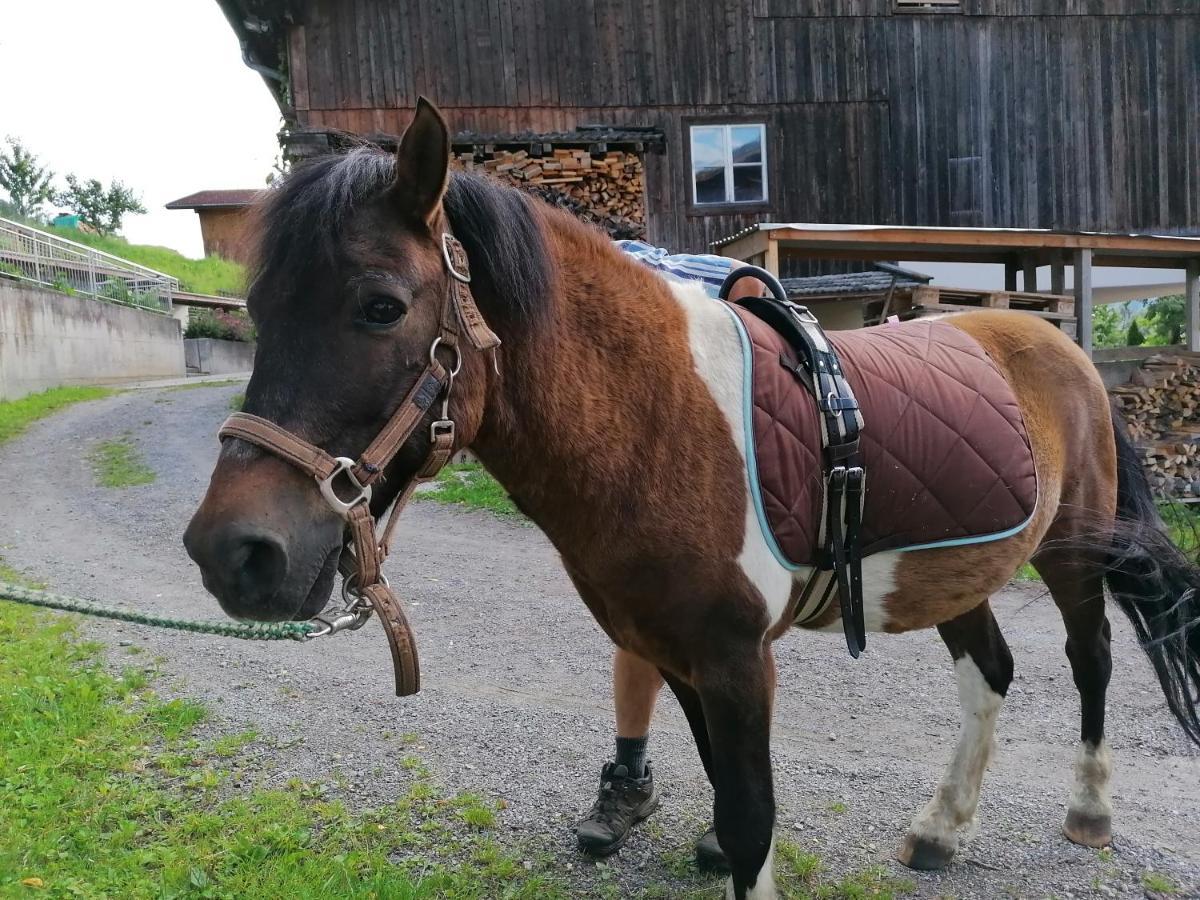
[184,338,255,375]
[0,281,184,400]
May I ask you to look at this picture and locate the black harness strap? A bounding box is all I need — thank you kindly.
[719,266,868,657]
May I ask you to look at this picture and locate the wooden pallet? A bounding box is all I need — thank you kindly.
[910,285,1074,314]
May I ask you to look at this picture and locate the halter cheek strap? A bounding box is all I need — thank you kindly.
[217,230,500,696]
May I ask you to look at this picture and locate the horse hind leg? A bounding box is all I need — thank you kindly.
[1033,549,1114,848]
[898,600,1012,870]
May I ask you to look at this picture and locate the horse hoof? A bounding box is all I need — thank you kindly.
[897,833,956,870]
[1063,810,1112,848]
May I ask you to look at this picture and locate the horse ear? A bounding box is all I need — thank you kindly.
[392,97,450,226]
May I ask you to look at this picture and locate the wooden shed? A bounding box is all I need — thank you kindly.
[165,189,261,264]
[215,0,1199,255]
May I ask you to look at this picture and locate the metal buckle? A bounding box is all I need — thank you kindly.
[317,457,372,519]
[430,419,455,443]
[441,233,472,283]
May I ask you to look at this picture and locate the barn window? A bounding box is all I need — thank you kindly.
[690,124,768,207]
[894,0,962,11]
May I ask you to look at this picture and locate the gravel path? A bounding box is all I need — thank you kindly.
[1,383,1197,899]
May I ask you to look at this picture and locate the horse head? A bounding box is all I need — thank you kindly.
[183,98,549,622]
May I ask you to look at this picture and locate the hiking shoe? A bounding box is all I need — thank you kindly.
[695,826,730,873]
[575,762,660,856]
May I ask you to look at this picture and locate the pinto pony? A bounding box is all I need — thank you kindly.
[184,100,1200,899]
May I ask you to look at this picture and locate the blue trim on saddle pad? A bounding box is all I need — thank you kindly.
[723,303,804,572]
[722,302,1034,570]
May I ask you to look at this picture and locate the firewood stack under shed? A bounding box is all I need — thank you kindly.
[452,148,646,239]
[1110,353,1200,498]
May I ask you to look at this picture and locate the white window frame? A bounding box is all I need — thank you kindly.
[689,123,768,207]
[894,0,962,11]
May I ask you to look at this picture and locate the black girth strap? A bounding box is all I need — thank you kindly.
[719,265,868,657]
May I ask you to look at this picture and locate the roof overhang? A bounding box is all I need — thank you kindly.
[714,223,1200,270]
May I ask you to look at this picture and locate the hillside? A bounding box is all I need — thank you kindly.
[45,226,246,296]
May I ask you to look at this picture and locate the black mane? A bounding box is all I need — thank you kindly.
[252,146,553,331]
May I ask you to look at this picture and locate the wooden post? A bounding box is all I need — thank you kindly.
[1004,258,1018,291]
[1022,255,1038,293]
[1050,259,1065,295]
[763,236,780,277]
[1073,248,1094,357]
[1187,259,1200,352]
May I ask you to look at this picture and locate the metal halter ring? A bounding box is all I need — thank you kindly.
[341,571,389,605]
[317,457,373,519]
[441,232,472,283]
[429,337,463,377]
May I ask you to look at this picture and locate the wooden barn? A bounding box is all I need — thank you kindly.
[215,0,1199,256]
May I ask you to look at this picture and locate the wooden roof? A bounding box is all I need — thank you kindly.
[713,223,1200,269]
[166,190,261,211]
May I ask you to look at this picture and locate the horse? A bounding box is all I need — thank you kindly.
[183,99,1200,899]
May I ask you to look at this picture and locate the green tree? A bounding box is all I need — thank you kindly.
[1092,303,1124,348]
[0,137,55,218]
[1126,318,1146,346]
[55,174,146,236]
[1143,294,1185,346]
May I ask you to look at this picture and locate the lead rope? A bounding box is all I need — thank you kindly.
[0,581,321,641]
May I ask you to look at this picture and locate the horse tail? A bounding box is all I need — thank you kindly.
[1105,407,1200,746]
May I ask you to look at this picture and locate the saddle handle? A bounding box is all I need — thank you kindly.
[718,263,791,307]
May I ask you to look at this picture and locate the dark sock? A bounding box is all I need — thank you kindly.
[614,735,649,778]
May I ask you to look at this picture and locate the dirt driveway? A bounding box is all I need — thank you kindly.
[1,382,1197,898]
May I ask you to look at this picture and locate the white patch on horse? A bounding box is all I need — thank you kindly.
[725,834,777,900]
[814,549,899,633]
[906,654,1004,852]
[670,281,794,630]
[1069,740,1113,819]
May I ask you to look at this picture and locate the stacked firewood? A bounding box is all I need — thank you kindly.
[452,148,646,239]
[1110,353,1200,497]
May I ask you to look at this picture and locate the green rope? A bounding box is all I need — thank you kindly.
[0,582,318,641]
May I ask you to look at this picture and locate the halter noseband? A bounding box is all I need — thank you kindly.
[217,230,501,696]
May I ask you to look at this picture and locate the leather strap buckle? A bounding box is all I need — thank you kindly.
[318,456,373,519]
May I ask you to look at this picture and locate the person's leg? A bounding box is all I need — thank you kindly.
[576,648,665,855]
[613,647,664,776]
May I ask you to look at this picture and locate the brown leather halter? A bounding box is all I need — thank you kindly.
[217,231,500,696]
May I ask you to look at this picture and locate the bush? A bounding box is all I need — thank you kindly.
[185,309,255,343]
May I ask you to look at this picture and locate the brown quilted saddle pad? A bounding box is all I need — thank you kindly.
[727,306,1038,568]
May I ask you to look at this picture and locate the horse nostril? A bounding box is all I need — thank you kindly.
[229,532,288,601]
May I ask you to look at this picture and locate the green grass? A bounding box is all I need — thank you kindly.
[655,837,915,900]
[0,386,114,446]
[88,436,156,487]
[0,602,571,899]
[44,225,246,296]
[229,392,245,411]
[1142,872,1179,895]
[0,557,45,590]
[418,462,523,519]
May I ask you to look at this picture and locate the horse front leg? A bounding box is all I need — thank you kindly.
[695,642,778,899]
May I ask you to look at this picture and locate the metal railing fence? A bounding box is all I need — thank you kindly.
[0,217,176,315]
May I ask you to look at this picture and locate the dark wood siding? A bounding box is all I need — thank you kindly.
[285,0,1200,251]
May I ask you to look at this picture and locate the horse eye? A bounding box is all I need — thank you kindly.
[357,295,406,327]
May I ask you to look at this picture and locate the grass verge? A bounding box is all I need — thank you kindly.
[44,225,247,296]
[89,436,155,487]
[418,462,523,519]
[0,386,113,446]
[0,603,568,899]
